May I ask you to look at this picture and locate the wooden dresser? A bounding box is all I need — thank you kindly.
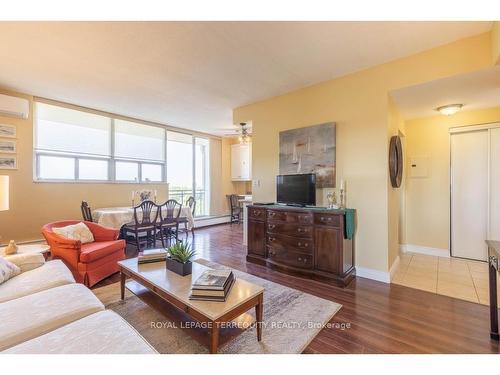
[247,204,355,286]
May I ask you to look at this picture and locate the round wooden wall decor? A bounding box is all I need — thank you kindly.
[389,135,403,188]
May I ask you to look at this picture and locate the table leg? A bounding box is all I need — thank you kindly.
[256,293,263,342]
[120,271,126,301]
[489,257,499,340]
[210,321,220,354]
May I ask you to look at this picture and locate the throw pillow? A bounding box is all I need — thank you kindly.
[0,257,21,284]
[53,222,95,244]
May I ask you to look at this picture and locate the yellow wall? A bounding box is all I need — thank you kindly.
[404,105,500,250]
[0,90,237,243]
[234,32,492,273]
[492,22,500,65]
[387,97,406,267]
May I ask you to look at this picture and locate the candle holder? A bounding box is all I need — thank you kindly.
[339,188,345,209]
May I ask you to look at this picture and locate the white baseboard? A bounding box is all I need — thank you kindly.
[355,266,391,284]
[389,255,401,281]
[400,244,450,258]
[194,215,231,228]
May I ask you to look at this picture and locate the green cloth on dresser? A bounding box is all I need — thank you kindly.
[344,209,355,240]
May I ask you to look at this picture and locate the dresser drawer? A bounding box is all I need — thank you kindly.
[267,233,313,254]
[314,213,342,228]
[267,222,313,238]
[267,247,313,269]
[248,207,266,221]
[267,210,313,224]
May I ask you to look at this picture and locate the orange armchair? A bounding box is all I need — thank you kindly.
[42,220,126,287]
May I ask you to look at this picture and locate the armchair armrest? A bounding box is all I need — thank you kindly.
[41,229,82,270]
[84,221,120,241]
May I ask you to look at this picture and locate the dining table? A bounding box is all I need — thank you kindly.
[92,205,194,230]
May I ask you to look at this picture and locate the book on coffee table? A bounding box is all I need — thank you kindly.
[190,269,235,301]
[192,269,234,290]
[138,248,168,264]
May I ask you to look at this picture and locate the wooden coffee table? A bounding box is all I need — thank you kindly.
[118,258,264,353]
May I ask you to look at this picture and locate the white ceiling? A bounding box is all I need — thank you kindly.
[391,66,500,120]
[0,21,492,135]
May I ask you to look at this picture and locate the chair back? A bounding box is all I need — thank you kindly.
[160,199,182,222]
[133,200,158,226]
[186,196,196,216]
[229,194,239,210]
[81,201,93,222]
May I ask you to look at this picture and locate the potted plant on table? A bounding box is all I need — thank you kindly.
[166,241,196,276]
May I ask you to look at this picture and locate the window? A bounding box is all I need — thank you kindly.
[79,159,109,181]
[35,102,168,183]
[34,101,212,216]
[38,155,75,180]
[115,161,139,182]
[195,137,210,216]
[114,119,165,162]
[35,102,112,181]
[166,132,210,217]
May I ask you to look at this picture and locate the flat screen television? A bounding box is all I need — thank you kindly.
[276,173,316,206]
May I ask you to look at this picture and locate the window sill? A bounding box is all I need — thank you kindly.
[33,179,169,185]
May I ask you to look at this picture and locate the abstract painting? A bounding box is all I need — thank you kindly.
[279,122,336,188]
[0,124,16,138]
[0,140,16,153]
[0,156,17,169]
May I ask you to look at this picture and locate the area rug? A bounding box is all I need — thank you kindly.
[93,259,341,354]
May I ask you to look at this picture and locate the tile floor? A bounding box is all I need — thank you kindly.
[392,252,499,305]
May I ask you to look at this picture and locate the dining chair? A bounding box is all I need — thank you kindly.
[81,201,93,222]
[156,199,182,247]
[123,200,159,251]
[177,196,196,236]
[228,194,242,223]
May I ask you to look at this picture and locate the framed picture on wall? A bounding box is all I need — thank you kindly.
[0,124,16,138]
[0,139,16,153]
[0,155,17,170]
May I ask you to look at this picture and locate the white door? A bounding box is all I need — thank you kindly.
[451,130,488,261]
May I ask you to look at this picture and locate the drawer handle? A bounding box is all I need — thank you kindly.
[298,242,308,248]
[269,212,276,216]
[254,211,261,216]
[269,237,275,242]
[298,257,307,263]
[320,216,332,222]
[269,224,276,230]
[297,228,306,233]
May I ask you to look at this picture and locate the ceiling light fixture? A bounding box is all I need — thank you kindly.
[435,104,463,116]
[238,123,251,144]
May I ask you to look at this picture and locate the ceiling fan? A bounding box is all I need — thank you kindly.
[218,122,252,143]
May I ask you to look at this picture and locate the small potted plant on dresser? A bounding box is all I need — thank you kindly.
[166,242,196,276]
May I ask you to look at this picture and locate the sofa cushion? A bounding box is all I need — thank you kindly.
[0,259,75,303]
[0,257,20,284]
[6,252,45,273]
[2,311,157,354]
[53,222,94,244]
[80,240,124,263]
[0,283,104,351]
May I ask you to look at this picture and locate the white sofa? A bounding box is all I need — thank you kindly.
[0,259,157,354]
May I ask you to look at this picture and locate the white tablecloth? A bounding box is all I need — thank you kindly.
[92,206,194,230]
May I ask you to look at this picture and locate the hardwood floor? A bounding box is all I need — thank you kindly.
[93,223,500,354]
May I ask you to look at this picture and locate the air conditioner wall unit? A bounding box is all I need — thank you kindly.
[0,94,30,119]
